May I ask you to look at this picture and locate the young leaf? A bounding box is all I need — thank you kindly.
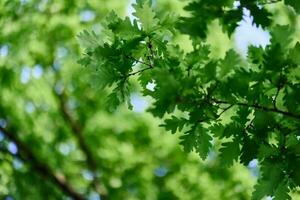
[133,0,159,33]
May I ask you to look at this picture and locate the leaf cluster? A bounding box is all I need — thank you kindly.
[79,0,300,199]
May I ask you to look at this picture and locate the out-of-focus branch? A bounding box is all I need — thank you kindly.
[0,126,86,200]
[54,89,107,198]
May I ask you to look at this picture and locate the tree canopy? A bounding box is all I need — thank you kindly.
[78,0,300,199]
[1,0,300,200]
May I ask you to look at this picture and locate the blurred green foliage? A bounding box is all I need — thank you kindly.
[0,0,300,200]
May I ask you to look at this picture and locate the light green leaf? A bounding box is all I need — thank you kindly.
[77,30,102,49]
[218,49,241,78]
[133,0,159,32]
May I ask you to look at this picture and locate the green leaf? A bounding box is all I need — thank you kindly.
[133,0,159,33]
[258,144,280,160]
[219,138,240,167]
[161,116,187,134]
[285,0,300,13]
[202,61,217,83]
[248,45,265,65]
[108,16,141,40]
[274,182,291,200]
[240,137,258,165]
[180,125,212,160]
[252,163,283,200]
[218,49,241,78]
[194,125,213,160]
[106,92,121,112]
[246,5,271,28]
[87,63,119,90]
[283,84,300,113]
[271,25,294,49]
[289,42,300,65]
[252,180,270,200]
[77,30,102,49]
[180,129,196,153]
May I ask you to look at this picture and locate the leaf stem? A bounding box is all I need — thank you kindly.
[125,55,152,68]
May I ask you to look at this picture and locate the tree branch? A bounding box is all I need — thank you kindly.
[211,99,300,120]
[124,66,153,78]
[240,0,281,6]
[259,0,282,5]
[273,86,281,110]
[0,126,86,200]
[125,55,152,68]
[55,90,106,198]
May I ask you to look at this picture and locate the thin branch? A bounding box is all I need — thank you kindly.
[147,40,155,67]
[259,0,282,5]
[218,104,234,117]
[245,117,255,131]
[125,55,152,68]
[273,86,281,110]
[196,104,234,124]
[241,0,281,6]
[125,66,153,78]
[211,99,300,120]
[0,126,86,200]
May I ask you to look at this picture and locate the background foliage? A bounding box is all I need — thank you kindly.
[0,0,300,200]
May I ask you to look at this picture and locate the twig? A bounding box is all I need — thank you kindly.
[241,0,281,6]
[125,66,153,78]
[259,0,281,5]
[218,104,234,117]
[273,86,281,110]
[147,40,155,67]
[211,99,300,121]
[125,55,152,68]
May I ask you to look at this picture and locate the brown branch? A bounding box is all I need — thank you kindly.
[0,126,86,200]
[55,90,106,197]
[211,99,300,120]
